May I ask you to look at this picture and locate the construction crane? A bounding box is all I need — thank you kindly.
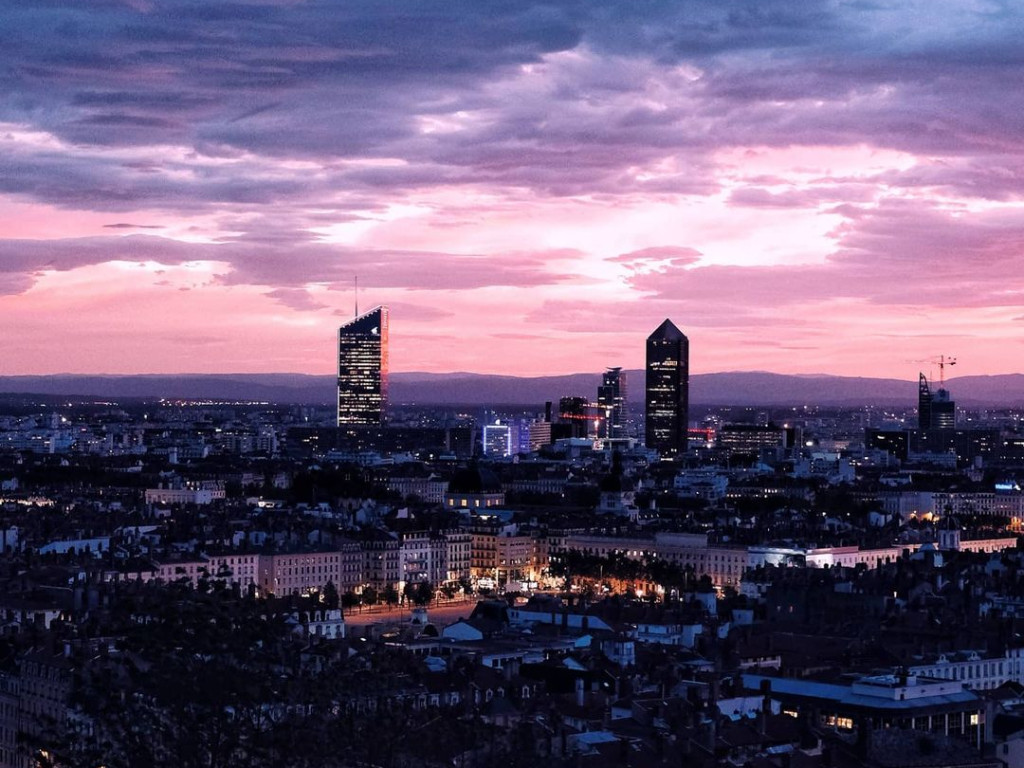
[911,355,957,387]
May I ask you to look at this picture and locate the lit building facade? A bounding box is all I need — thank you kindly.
[444,530,472,585]
[399,531,448,589]
[482,422,512,457]
[918,372,955,430]
[597,367,628,439]
[716,423,791,455]
[645,319,689,456]
[337,306,389,427]
[257,545,363,597]
[742,673,985,750]
[558,396,603,440]
[527,419,552,452]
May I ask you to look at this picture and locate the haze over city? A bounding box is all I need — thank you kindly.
[2,1,1023,378]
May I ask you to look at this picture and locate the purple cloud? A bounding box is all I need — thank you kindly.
[0,235,577,295]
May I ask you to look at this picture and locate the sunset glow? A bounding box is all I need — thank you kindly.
[2,2,1023,377]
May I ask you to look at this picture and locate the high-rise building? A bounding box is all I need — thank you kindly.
[337,306,388,427]
[527,419,552,452]
[645,319,689,456]
[918,372,955,431]
[918,373,932,431]
[931,389,955,430]
[598,367,628,439]
[482,422,512,457]
[558,396,603,440]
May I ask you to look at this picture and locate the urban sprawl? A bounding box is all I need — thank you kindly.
[1,313,1024,767]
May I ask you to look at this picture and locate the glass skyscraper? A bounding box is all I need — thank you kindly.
[645,319,689,456]
[337,306,389,427]
[598,367,628,439]
[918,372,955,431]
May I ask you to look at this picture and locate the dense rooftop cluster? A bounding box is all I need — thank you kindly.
[0,394,1023,766]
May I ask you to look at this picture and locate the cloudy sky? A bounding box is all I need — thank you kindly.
[2,0,1023,378]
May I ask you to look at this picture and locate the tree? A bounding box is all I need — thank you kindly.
[362,586,379,605]
[322,580,340,610]
[382,584,399,606]
[440,583,458,600]
[412,581,434,606]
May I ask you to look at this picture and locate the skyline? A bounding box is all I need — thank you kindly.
[3,2,1024,378]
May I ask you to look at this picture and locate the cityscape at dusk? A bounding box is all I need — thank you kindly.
[3,2,1024,377]
[5,3,1024,768]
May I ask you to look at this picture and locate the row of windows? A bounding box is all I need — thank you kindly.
[919,660,1010,682]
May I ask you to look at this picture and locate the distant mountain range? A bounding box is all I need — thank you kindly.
[0,371,1022,407]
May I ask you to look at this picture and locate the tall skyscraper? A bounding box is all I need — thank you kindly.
[918,373,932,431]
[337,306,389,427]
[598,367,628,439]
[645,319,689,456]
[918,372,955,430]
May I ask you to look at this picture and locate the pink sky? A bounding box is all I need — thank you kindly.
[1,3,1023,378]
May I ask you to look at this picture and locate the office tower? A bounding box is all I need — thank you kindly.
[918,374,932,431]
[598,367,629,440]
[931,388,956,430]
[482,422,512,457]
[558,396,602,439]
[527,419,552,452]
[918,372,955,431]
[645,319,689,456]
[512,419,532,455]
[337,306,388,426]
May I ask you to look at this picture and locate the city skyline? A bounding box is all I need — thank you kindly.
[2,3,1024,378]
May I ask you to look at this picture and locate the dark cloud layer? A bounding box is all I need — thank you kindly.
[3,0,1024,207]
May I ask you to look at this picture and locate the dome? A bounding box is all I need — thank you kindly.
[448,463,502,494]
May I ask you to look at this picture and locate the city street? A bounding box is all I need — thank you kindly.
[343,597,482,627]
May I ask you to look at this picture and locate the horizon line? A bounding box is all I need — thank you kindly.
[0,370,1019,381]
